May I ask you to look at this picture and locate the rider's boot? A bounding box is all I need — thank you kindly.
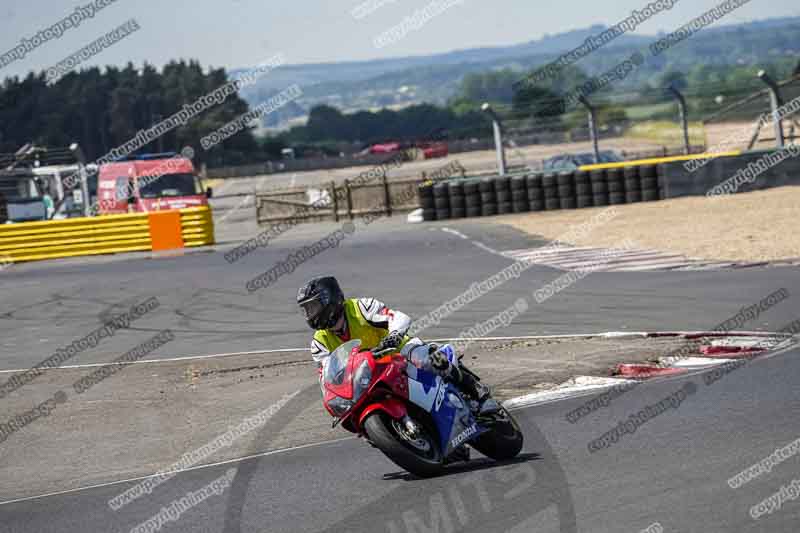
[450,366,500,416]
[427,344,500,416]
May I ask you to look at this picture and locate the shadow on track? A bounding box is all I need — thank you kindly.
[380,452,542,482]
[219,387,577,533]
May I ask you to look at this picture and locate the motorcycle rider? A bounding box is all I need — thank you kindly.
[297,276,499,416]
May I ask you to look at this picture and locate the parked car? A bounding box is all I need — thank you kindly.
[368,142,402,154]
[542,150,622,171]
[419,141,448,159]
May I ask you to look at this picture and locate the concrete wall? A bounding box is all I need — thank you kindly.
[658,147,800,199]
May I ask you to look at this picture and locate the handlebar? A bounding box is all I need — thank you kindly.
[370,346,398,358]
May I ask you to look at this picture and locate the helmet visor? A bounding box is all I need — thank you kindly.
[299,298,325,321]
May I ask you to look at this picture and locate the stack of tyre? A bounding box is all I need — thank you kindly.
[637,165,661,202]
[479,176,511,217]
[418,182,450,221]
[540,171,584,210]
[464,180,482,218]
[526,175,544,212]
[623,167,642,204]
[614,165,661,203]
[510,175,530,213]
[417,164,661,221]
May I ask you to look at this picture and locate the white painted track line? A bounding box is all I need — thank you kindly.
[664,357,738,368]
[2,332,793,506]
[503,376,635,409]
[0,437,356,507]
[0,373,635,507]
[0,347,310,374]
[0,333,650,374]
[0,332,788,375]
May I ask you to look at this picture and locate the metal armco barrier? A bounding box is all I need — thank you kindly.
[0,206,214,263]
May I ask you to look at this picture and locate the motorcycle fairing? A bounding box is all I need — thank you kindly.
[405,355,488,456]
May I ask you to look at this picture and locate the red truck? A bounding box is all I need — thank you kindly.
[96,153,211,215]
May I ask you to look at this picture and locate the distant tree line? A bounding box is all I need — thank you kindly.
[0,61,282,167]
[1,52,797,170]
[0,61,494,168]
[281,103,492,147]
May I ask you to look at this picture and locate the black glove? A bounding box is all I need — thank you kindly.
[374,330,403,353]
[429,346,450,373]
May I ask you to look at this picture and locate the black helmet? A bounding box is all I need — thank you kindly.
[297,276,345,330]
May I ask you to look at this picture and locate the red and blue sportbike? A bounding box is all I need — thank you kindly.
[321,339,523,477]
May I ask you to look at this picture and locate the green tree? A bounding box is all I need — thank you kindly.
[304,105,349,142]
[455,69,518,105]
[512,85,561,120]
[658,71,688,91]
[0,60,267,167]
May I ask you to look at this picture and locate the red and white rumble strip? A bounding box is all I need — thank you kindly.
[503,330,796,410]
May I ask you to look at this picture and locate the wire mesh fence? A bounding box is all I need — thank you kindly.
[702,77,800,153]
[484,75,800,171]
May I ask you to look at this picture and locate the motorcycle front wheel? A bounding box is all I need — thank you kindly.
[470,406,524,461]
[363,411,445,478]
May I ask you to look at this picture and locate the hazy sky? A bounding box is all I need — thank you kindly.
[1,0,798,78]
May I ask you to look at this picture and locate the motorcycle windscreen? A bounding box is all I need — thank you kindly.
[322,339,361,399]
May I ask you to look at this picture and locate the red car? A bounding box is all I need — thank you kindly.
[368,142,402,154]
[420,142,448,159]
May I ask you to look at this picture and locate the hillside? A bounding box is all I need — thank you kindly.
[236,16,800,128]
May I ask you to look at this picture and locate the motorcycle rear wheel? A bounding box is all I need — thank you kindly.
[470,406,524,461]
[363,412,445,478]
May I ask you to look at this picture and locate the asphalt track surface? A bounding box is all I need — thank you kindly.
[2,344,800,533]
[0,217,798,370]
[1,217,799,532]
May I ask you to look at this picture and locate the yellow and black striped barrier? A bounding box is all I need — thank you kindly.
[0,206,214,263]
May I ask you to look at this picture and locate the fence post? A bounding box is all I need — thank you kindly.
[382,172,392,218]
[330,180,339,222]
[578,96,600,164]
[481,103,507,176]
[344,179,353,220]
[668,86,691,155]
[746,115,766,150]
[758,70,786,148]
